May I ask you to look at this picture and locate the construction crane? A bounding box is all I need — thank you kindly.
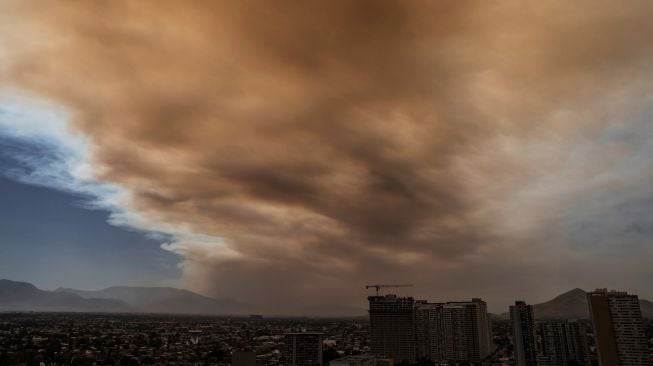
[365,284,413,296]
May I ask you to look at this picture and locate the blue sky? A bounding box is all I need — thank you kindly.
[0,163,181,290]
[0,104,181,290]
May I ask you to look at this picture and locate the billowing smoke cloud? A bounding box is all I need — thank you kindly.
[2,1,653,314]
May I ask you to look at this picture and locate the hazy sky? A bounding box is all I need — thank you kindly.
[1,1,653,315]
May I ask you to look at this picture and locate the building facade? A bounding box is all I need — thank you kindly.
[283,333,323,366]
[538,320,590,366]
[369,295,492,364]
[415,302,445,362]
[368,295,416,364]
[588,289,649,366]
[510,301,538,366]
[413,299,492,363]
[443,299,492,363]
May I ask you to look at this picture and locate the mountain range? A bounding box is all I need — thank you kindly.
[3,279,653,318]
[0,279,247,315]
[497,288,653,319]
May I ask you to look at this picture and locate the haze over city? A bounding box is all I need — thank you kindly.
[2,1,653,316]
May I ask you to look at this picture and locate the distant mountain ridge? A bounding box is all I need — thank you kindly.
[0,279,132,313]
[498,288,653,319]
[532,288,590,319]
[56,285,247,315]
[0,279,247,315]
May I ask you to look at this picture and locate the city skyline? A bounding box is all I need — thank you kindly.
[0,287,649,364]
[4,277,653,317]
[2,1,653,315]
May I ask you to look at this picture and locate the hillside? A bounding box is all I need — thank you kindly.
[0,279,132,313]
[498,288,653,319]
[56,285,247,315]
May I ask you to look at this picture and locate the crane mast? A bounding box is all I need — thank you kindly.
[365,284,413,296]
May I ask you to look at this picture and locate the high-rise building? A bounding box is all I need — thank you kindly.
[563,321,590,366]
[415,301,445,361]
[368,295,416,363]
[442,302,469,362]
[538,320,590,366]
[442,298,493,363]
[283,332,323,366]
[562,321,590,366]
[587,289,649,366]
[414,298,492,363]
[369,295,492,364]
[510,301,538,366]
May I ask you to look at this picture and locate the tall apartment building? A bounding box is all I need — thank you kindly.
[368,295,416,364]
[510,301,538,366]
[369,295,492,364]
[442,302,470,362]
[538,320,590,366]
[415,301,445,361]
[413,299,492,363]
[283,333,323,366]
[443,299,493,363]
[587,289,649,366]
[562,321,591,366]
